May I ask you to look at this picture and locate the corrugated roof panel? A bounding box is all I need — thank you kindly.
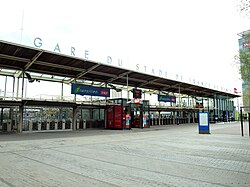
[0,40,239,98]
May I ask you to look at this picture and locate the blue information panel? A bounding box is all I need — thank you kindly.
[198,112,210,134]
[71,84,110,97]
[158,95,176,103]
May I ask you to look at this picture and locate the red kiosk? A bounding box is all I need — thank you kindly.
[107,105,125,129]
[106,89,150,130]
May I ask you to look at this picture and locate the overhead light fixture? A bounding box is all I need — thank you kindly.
[24,72,35,83]
[108,83,122,92]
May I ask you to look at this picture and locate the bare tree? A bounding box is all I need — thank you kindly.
[237,0,250,17]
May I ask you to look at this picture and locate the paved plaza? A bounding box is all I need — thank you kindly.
[0,122,250,187]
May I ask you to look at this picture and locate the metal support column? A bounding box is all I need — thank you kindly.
[21,72,25,99]
[105,83,108,104]
[0,108,3,131]
[178,85,181,125]
[61,82,64,101]
[240,108,244,136]
[4,76,7,99]
[72,106,77,131]
[16,77,20,99]
[218,98,221,121]
[173,111,176,124]
[213,96,216,123]
[127,73,129,103]
[201,97,204,112]
[12,77,15,100]
[158,111,161,125]
[18,105,23,133]
[74,79,76,102]
[178,85,181,107]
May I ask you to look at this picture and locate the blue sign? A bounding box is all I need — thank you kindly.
[198,112,210,134]
[158,95,176,103]
[71,84,110,97]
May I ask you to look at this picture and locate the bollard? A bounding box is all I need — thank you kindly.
[7,121,11,132]
[46,121,50,130]
[76,119,79,129]
[55,120,58,130]
[83,119,86,129]
[38,121,41,131]
[62,119,65,130]
[29,120,33,131]
[69,120,72,129]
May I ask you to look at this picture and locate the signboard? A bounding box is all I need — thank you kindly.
[198,112,210,134]
[234,88,238,94]
[158,95,176,103]
[171,96,176,103]
[133,88,142,99]
[71,84,110,97]
[196,102,204,108]
[134,98,141,104]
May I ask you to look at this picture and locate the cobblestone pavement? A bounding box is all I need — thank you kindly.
[0,122,249,187]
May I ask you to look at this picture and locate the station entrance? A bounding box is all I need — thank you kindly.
[0,40,239,133]
[76,108,105,129]
[0,106,19,132]
[129,100,150,128]
[22,106,73,132]
[20,102,106,132]
[129,103,143,128]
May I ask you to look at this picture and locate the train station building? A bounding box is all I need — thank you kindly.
[0,39,239,133]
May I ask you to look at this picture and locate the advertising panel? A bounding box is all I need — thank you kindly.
[71,84,110,97]
[198,112,210,134]
[158,95,176,103]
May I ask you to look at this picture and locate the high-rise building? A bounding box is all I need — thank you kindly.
[238,30,250,106]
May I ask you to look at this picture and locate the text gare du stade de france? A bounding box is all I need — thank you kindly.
[33,37,169,79]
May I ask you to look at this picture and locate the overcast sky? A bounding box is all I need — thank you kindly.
[0,0,249,96]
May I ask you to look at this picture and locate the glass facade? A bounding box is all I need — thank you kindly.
[238,30,250,106]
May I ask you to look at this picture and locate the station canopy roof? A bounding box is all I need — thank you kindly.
[0,40,239,98]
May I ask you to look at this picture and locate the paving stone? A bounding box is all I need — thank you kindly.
[0,122,249,187]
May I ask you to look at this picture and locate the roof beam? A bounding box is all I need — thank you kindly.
[25,51,43,70]
[67,64,101,83]
[35,60,83,71]
[92,71,147,85]
[160,83,183,91]
[0,71,15,77]
[0,54,29,63]
[138,77,161,87]
[16,50,43,78]
[27,68,74,80]
[26,75,69,83]
[0,64,23,71]
[106,71,131,83]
